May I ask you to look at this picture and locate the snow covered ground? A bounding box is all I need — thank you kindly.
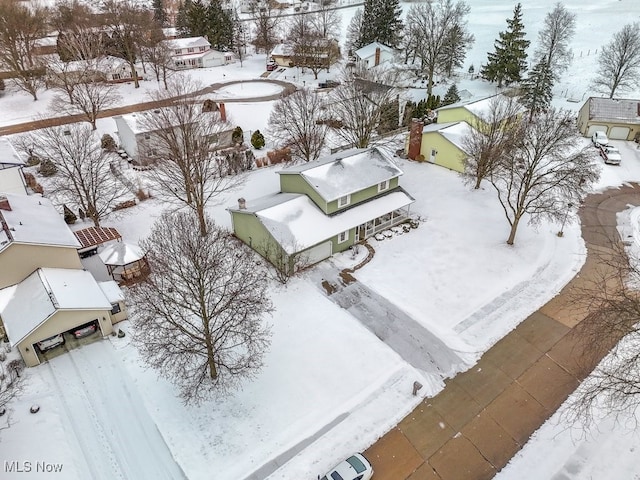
[2,1,640,479]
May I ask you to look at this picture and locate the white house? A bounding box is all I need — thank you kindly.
[47,55,135,84]
[164,36,231,69]
[354,42,395,70]
[0,138,27,195]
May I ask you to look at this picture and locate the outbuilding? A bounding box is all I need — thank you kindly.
[577,97,640,141]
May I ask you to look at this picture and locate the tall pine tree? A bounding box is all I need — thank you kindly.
[481,3,530,87]
[152,0,167,27]
[520,61,553,121]
[359,0,403,49]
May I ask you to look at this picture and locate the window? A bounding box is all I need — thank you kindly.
[199,46,206,52]
[112,73,121,80]
[144,134,151,140]
[187,47,194,53]
[110,303,121,315]
[338,230,349,243]
[378,179,389,192]
[337,195,350,208]
[431,149,437,157]
[175,49,181,55]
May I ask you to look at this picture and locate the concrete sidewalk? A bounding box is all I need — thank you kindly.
[364,184,640,479]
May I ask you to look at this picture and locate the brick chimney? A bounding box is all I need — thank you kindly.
[238,197,246,210]
[407,118,424,160]
[374,47,381,67]
[219,102,227,122]
[0,195,11,211]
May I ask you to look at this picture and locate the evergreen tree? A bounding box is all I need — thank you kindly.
[176,0,190,36]
[359,0,403,48]
[346,8,363,53]
[480,3,530,87]
[442,84,461,106]
[520,61,553,120]
[251,130,265,149]
[206,0,233,50]
[232,126,244,144]
[152,0,167,27]
[184,0,208,38]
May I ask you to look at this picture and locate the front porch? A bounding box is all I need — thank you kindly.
[354,206,412,242]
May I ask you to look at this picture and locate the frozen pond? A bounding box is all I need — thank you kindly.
[214,81,283,99]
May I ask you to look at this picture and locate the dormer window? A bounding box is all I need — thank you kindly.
[337,195,350,208]
[175,49,181,55]
[187,47,194,53]
[199,46,206,52]
[378,180,389,192]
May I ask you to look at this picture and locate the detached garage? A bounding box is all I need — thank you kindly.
[578,97,640,141]
[0,268,115,367]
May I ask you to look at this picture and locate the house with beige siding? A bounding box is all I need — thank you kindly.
[229,148,414,273]
[577,97,640,141]
[0,139,27,195]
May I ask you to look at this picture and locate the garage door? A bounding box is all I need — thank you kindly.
[587,125,607,136]
[609,126,631,140]
[303,241,332,266]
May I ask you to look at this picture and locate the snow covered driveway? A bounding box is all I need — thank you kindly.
[45,341,186,480]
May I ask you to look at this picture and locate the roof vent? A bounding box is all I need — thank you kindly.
[238,198,246,210]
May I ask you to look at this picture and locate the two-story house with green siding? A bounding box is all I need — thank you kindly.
[228,147,415,273]
[406,94,521,173]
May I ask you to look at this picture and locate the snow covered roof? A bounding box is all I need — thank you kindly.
[432,121,473,152]
[99,242,145,266]
[0,193,80,249]
[115,108,227,135]
[48,55,127,73]
[0,268,112,346]
[253,189,414,253]
[167,36,211,50]
[436,94,524,119]
[98,280,124,303]
[173,49,224,61]
[587,97,640,124]
[354,42,394,60]
[270,43,293,57]
[0,138,23,166]
[278,148,403,202]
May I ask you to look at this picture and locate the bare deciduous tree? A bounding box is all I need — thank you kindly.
[259,237,311,284]
[563,242,640,427]
[251,4,282,55]
[20,125,129,226]
[533,2,576,80]
[142,29,175,89]
[287,15,340,80]
[129,210,273,404]
[140,78,242,236]
[49,57,122,130]
[405,0,474,95]
[462,95,523,190]
[0,354,25,433]
[326,67,400,149]
[489,108,600,245]
[309,3,341,40]
[268,88,327,162]
[345,8,363,55]
[592,22,640,98]
[0,0,47,100]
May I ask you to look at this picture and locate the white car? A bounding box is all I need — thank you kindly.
[36,333,65,351]
[319,453,374,480]
[600,145,622,165]
[592,131,609,147]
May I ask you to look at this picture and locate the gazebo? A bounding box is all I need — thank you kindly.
[98,242,150,284]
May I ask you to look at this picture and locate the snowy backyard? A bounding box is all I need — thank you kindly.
[2,1,640,480]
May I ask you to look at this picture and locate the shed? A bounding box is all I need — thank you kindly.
[74,226,122,257]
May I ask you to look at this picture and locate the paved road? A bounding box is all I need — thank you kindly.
[0,79,296,137]
[364,184,640,480]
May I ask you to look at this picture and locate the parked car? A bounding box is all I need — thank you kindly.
[600,145,622,165]
[266,60,278,71]
[592,130,609,147]
[318,80,340,89]
[319,453,374,480]
[71,321,98,339]
[36,333,65,352]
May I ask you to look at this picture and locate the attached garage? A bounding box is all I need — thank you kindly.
[0,268,115,367]
[303,241,332,266]
[609,126,631,140]
[578,97,640,141]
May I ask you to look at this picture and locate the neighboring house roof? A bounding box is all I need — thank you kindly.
[0,138,23,166]
[99,242,144,266]
[168,36,211,50]
[244,189,414,253]
[270,43,293,57]
[585,97,640,124]
[354,42,394,60]
[0,268,112,346]
[422,121,473,153]
[278,147,403,202]
[174,49,225,61]
[74,226,122,250]
[115,108,228,135]
[0,193,80,248]
[437,94,510,118]
[98,280,125,303]
[48,55,127,74]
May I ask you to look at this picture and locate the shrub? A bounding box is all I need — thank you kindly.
[38,158,57,176]
[113,199,137,211]
[231,126,244,145]
[251,130,265,149]
[101,133,117,151]
[416,154,425,162]
[267,147,291,165]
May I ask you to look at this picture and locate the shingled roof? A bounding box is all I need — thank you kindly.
[586,97,640,124]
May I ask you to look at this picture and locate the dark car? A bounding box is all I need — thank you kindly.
[71,321,98,339]
[318,80,340,89]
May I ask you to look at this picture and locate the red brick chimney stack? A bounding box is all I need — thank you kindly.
[407,118,424,160]
[0,195,11,211]
[218,102,227,122]
[374,47,381,67]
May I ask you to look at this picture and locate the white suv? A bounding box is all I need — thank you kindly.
[592,131,609,147]
[36,333,65,351]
